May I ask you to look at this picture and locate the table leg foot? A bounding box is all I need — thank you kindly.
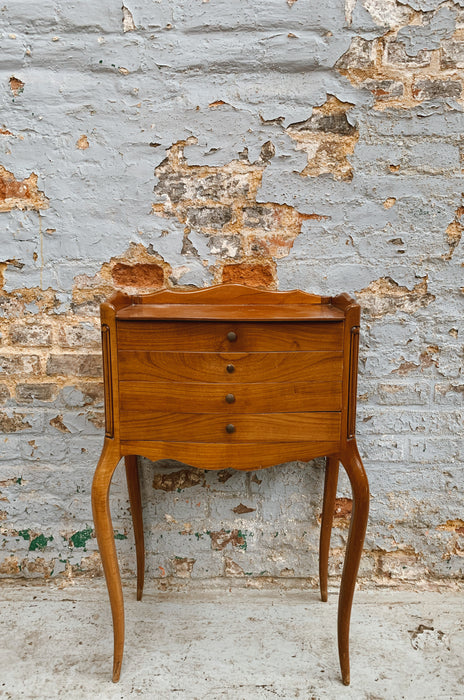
[92,439,124,682]
[319,455,339,602]
[337,439,369,686]
[125,455,145,601]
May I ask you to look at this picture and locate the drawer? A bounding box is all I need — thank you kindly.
[116,320,344,352]
[119,380,342,413]
[119,411,341,442]
[118,350,343,383]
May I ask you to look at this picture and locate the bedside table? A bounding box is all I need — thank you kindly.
[91,283,369,685]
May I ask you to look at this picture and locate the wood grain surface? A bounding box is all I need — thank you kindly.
[117,350,343,383]
[119,410,341,442]
[117,320,344,352]
[116,302,344,321]
[119,380,342,413]
[119,439,340,470]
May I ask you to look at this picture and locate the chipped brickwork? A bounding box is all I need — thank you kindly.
[286,96,359,180]
[0,0,462,588]
[338,3,464,111]
[0,166,48,212]
[152,138,317,286]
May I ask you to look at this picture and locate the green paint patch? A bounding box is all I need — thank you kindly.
[15,477,22,485]
[237,530,248,551]
[18,529,30,541]
[114,532,127,540]
[70,528,93,549]
[29,534,53,551]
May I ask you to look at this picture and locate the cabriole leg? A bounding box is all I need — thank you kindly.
[337,440,369,686]
[91,439,124,682]
[124,455,145,601]
[319,455,340,602]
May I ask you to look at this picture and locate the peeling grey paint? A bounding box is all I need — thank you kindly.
[397,6,457,56]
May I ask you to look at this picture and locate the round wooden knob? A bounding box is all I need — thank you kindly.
[226,364,235,373]
[225,394,235,404]
[227,331,237,342]
[226,423,236,434]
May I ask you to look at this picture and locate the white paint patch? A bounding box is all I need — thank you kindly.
[362,0,412,29]
[345,0,357,25]
[122,5,136,32]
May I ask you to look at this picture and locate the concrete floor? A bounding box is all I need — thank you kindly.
[1,581,463,700]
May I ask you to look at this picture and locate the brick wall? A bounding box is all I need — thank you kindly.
[0,0,463,586]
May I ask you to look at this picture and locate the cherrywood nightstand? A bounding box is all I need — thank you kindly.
[92,283,369,685]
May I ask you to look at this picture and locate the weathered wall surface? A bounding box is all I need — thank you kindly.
[0,0,463,586]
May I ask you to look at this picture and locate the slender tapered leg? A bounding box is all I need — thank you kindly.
[124,455,145,601]
[319,455,340,602]
[91,439,124,682]
[337,439,369,685]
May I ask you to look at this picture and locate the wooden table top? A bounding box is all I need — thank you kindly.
[116,303,345,322]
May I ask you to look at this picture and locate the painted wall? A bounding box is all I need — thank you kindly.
[0,0,463,585]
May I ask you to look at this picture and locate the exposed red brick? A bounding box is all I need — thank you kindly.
[9,322,52,346]
[0,165,48,212]
[333,497,353,528]
[71,552,103,577]
[0,412,31,432]
[46,354,102,377]
[16,383,56,402]
[391,361,420,376]
[217,470,233,483]
[49,415,70,433]
[232,503,256,514]
[437,519,464,534]
[152,468,203,491]
[9,77,24,96]
[0,556,20,575]
[224,557,244,576]
[209,529,246,551]
[286,96,359,181]
[357,277,435,318]
[20,557,53,578]
[111,262,164,288]
[443,204,464,260]
[221,262,275,289]
[87,411,105,429]
[76,134,89,150]
[173,557,195,578]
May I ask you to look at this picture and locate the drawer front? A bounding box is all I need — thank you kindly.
[119,411,341,442]
[117,320,344,352]
[118,350,343,383]
[119,380,342,413]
